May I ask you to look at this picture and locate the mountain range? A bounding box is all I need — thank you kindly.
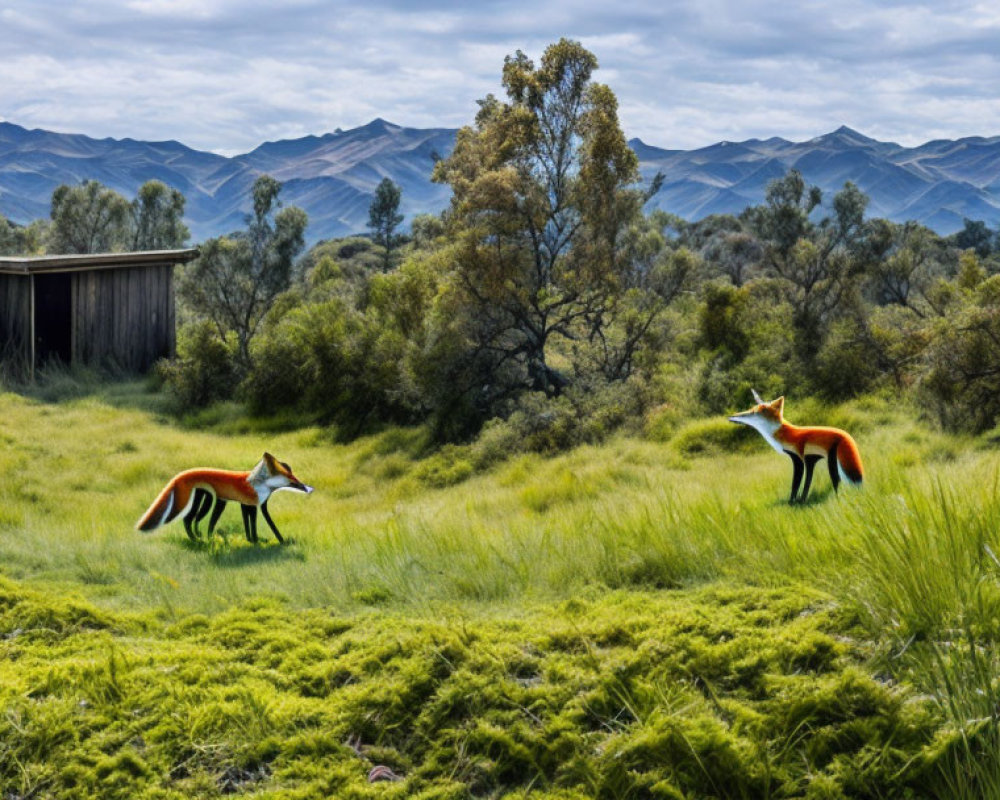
[1,119,999,243]
[635,126,1000,235]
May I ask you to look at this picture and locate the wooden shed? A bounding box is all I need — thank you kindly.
[0,248,198,377]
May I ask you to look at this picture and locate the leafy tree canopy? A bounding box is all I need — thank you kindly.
[178,175,307,368]
[431,38,652,408]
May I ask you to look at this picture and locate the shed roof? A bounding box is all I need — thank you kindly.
[0,248,199,275]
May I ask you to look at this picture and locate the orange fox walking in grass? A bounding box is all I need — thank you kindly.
[728,390,864,504]
[136,452,313,543]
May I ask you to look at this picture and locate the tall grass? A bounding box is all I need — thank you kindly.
[1,384,997,621]
[2,383,1000,794]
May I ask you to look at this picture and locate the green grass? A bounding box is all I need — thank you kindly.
[1,382,1000,797]
[0,579,947,799]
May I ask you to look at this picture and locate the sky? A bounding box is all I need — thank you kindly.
[1,0,998,155]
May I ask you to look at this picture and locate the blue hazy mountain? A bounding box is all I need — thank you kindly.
[1,120,998,242]
[0,118,454,243]
[634,126,1000,232]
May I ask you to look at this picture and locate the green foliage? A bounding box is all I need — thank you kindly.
[865,220,946,312]
[177,175,307,369]
[699,281,752,359]
[368,177,404,271]
[813,316,884,400]
[919,274,1000,432]
[244,250,443,429]
[950,218,997,259]
[410,213,446,247]
[130,179,189,250]
[298,236,381,287]
[158,321,239,410]
[430,39,664,418]
[412,445,474,487]
[49,179,131,253]
[814,305,929,400]
[11,178,188,258]
[697,280,799,413]
[244,298,375,423]
[743,170,877,365]
[0,214,48,255]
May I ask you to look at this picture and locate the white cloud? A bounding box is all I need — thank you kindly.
[0,0,997,153]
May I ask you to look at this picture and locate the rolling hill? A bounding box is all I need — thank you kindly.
[1,119,998,242]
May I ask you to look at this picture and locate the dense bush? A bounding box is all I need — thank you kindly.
[919,274,1000,432]
[158,321,239,410]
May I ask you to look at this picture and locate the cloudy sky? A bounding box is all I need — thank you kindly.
[1,0,998,154]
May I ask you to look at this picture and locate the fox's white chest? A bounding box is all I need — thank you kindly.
[741,416,785,454]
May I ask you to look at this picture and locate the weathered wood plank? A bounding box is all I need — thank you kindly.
[0,273,31,373]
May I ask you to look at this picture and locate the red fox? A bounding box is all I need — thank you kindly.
[136,452,313,543]
[728,390,863,504]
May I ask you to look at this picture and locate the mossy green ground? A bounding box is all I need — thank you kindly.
[0,580,942,799]
[1,384,999,797]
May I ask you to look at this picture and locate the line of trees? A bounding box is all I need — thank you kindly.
[3,39,1000,449]
[157,40,1000,446]
[1,179,190,256]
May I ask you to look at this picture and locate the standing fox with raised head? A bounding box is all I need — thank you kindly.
[728,390,863,504]
[136,453,313,543]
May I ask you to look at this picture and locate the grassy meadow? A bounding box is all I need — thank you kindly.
[1,381,1000,798]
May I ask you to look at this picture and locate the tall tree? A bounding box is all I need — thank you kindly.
[367,177,404,271]
[178,175,308,368]
[950,218,996,258]
[431,39,645,405]
[130,180,189,250]
[48,180,130,254]
[743,169,875,358]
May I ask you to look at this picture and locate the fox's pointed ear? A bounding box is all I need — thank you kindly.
[772,396,785,415]
[262,452,277,467]
[751,388,764,404]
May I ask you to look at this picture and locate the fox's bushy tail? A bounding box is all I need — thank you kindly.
[136,481,185,531]
[834,438,864,486]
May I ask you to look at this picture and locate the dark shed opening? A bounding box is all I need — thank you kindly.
[34,272,72,365]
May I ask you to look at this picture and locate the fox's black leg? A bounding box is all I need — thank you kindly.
[260,500,284,544]
[192,490,213,536]
[207,498,227,535]
[241,505,252,542]
[786,452,804,504]
[801,455,823,503]
[827,441,841,494]
[183,489,210,540]
[241,505,259,543]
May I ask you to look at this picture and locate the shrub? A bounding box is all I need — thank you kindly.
[813,316,883,400]
[413,446,475,488]
[696,280,800,413]
[919,276,1000,433]
[158,321,239,411]
[670,418,760,457]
